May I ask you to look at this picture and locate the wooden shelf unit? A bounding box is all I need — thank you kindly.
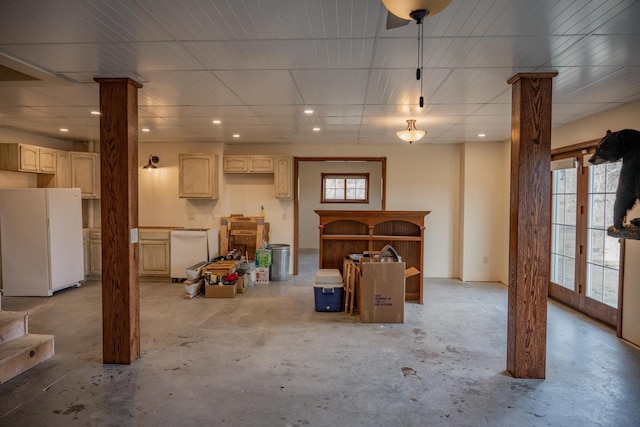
[315,210,430,303]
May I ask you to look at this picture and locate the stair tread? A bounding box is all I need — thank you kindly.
[0,334,54,361]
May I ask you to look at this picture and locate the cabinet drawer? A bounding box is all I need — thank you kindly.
[139,229,170,240]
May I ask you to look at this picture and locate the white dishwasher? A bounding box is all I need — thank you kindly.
[170,228,211,281]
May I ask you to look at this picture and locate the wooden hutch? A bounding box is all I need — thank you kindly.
[315,210,430,303]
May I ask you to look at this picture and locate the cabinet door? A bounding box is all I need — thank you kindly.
[223,155,248,173]
[70,152,100,198]
[179,154,218,199]
[83,237,90,276]
[19,144,39,172]
[274,156,292,199]
[38,148,56,174]
[37,150,70,188]
[139,240,170,275]
[55,151,71,188]
[249,156,274,173]
[89,239,102,275]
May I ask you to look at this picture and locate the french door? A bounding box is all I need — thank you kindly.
[549,146,623,327]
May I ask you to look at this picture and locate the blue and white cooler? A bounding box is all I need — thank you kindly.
[313,269,344,312]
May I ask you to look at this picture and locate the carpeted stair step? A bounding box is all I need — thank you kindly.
[0,334,54,384]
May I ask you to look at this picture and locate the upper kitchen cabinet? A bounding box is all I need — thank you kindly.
[223,155,274,173]
[70,152,100,199]
[0,144,56,174]
[38,150,70,188]
[274,156,293,199]
[179,153,219,199]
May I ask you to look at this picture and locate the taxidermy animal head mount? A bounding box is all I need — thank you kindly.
[589,129,640,239]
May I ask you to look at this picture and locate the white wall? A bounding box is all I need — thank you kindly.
[139,142,460,278]
[460,142,509,282]
[298,161,382,249]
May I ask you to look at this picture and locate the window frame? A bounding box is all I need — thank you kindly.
[549,143,624,328]
[320,173,370,204]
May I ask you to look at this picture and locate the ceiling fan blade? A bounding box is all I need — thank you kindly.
[386,11,411,29]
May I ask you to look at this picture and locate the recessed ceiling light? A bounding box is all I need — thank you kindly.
[232,134,240,138]
[313,127,321,132]
[212,120,221,124]
[60,128,69,132]
[304,109,314,114]
[478,133,486,137]
[90,110,100,115]
[142,128,150,132]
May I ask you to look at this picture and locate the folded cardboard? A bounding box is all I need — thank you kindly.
[205,284,237,298]
[359,262,405,323]
[236,273,249,293]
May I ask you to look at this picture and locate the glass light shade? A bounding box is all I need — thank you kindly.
[382,0,452,20]
[396,120,426,144]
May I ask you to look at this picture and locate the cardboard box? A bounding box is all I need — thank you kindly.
[255,267,269,284]
[359,262,405,323]
[205,284,236,298]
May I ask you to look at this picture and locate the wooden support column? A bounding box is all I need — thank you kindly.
[94,77,142,365]
[506,72,557,379]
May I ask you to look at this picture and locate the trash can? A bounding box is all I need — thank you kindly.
[268,244,290,281]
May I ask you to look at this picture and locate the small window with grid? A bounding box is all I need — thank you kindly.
[321,173,369,203]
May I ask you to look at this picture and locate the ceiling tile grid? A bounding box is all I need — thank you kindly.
[0,0,639,144]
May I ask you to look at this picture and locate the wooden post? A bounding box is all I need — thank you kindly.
[506,72,557,379]
[94,77,142,365]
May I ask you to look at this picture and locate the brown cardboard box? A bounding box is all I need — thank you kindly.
[358,262,405,323]
[205,284,236,298]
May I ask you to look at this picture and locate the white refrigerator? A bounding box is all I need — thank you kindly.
[0,188,84,296]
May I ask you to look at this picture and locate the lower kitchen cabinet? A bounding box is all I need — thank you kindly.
[139,229,170,276]
[88,229,102,275]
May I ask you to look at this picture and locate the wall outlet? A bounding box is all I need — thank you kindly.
[282,212,287,220]
[483,256,489,264]
[187,213,195,220]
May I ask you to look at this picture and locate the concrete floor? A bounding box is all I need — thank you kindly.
[1,250,639,426]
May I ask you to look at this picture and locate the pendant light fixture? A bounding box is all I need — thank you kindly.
[397,119,426,144]
[143,154,159,171]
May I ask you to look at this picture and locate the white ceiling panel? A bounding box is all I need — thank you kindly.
[0,87,75,107]
[293,70,370,105]
[550,35,640,67]
[0,42,204,73]
[214,70,303,105]
[140,105,257,119]
[0,107,50,118]
[0,0,639,145]
[429,68,519,104]
[0,0,173,43]
[366,68,452,105]
[138,71,244,106]
[184,39,375,70]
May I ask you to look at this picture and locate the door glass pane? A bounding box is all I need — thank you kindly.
[550,168,577,290]
[586,162,621,308]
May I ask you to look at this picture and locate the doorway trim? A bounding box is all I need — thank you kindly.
[293,157,387,275]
